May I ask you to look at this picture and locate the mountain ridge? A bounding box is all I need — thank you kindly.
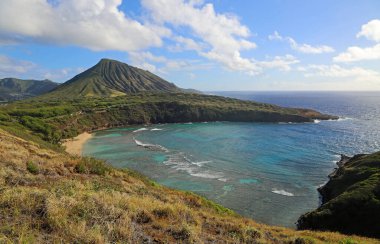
[0,78,58,101]
[47,59,180,98]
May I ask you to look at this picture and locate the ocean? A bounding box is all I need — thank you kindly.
[83,91,380,228]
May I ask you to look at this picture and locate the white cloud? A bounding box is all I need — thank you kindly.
[141,0,258,74]
[357,19,380,42]
[0,55,81,82]
[43,67,85,81]
[269,31,335,54]
[129,51,168,64]
[256,54,299,71]
[0,0,169,51]
[333,44,380,62]
[129,51,213,74]
[168,36,206,52]
[301,64,379,79]
[334,19,380,62]
[296,64,380,90]
[0,55,36,76]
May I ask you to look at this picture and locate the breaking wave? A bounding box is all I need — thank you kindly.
[271,189,294,197]
[134,139,169,152]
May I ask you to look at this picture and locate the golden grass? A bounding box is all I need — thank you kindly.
[0,129,378,243]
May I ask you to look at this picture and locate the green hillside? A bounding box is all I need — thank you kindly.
[0,78,58,101]
[298,152,380,238]
[0,92,337,145]
[0,58,377,242]
[0,127,377,243]
[47,59,180,98]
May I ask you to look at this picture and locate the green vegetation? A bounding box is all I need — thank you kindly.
[74,157,111,175]
[0,92,336,147]
[297,152,380,238]
[0,78,58,101]
[1,58,372,242]
[0,128,376,243]
[0,58,336,146]
[26,161,39,174]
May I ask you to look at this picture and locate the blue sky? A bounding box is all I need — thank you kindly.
[0,0,380,91]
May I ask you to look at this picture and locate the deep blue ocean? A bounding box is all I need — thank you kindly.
[83,91,380,228]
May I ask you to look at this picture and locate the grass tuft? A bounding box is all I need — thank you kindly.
[26,161,39,174]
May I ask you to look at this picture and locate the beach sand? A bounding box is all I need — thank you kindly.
[62,132,93,156]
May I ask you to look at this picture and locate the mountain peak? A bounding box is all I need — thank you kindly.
[46,59,180,98]
[97,58,123,64]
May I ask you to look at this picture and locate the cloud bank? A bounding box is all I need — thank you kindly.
[334,19,380,62]
[0,0,168,51]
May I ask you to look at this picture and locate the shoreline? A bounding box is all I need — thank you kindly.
[62,132,93,156]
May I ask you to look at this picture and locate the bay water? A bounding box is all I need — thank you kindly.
[83,91,380,227]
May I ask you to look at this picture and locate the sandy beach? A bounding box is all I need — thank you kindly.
[62,132,93,156]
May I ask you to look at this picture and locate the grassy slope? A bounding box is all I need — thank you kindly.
[297,152,380,238]
[0,92,336,144]
[0,128,376,243]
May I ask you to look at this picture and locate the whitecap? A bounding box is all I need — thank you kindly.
[314,119,321,124]
[192,161,212,167]
[271,189,294,197]
[163,153,223,180]
[218,178,228,182]
[190,171,224,179]
[134,138,169,152]
[133,128,148,133]
[151,128,163,131]
[326,117,353,122]
[337,117,353,121]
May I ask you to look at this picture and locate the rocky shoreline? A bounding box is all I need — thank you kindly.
[297,151,380,238]
[317,154,352,204]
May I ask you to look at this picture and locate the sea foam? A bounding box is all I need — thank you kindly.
[134,139,169,152]
[133,128,148,133]
[272,189,294,197]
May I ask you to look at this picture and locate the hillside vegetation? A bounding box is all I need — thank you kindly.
[297,153,380,238]
[0,78,58,101]
[0,92,336,145]
[0,128,377,243]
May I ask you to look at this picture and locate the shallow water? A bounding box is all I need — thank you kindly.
[83,91,380,227]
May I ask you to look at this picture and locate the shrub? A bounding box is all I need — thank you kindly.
[26,161,39,174]
[74,157,110,176]
[152,207,172,219]
[167,227,191,241]
[134,210,152,224]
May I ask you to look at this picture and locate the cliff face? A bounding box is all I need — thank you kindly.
[297,152,380,238]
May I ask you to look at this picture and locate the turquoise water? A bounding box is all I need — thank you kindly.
[83,92,380,227]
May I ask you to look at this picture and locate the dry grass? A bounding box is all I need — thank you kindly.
[0,129,377,243]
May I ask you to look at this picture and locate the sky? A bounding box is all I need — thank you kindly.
[0,0,380,91]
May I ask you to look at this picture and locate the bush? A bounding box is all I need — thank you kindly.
[167,227,191,241]
[152,207,172,218]
[74,157,110,176]
[26,161,39,174]
[134,210,152,224]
